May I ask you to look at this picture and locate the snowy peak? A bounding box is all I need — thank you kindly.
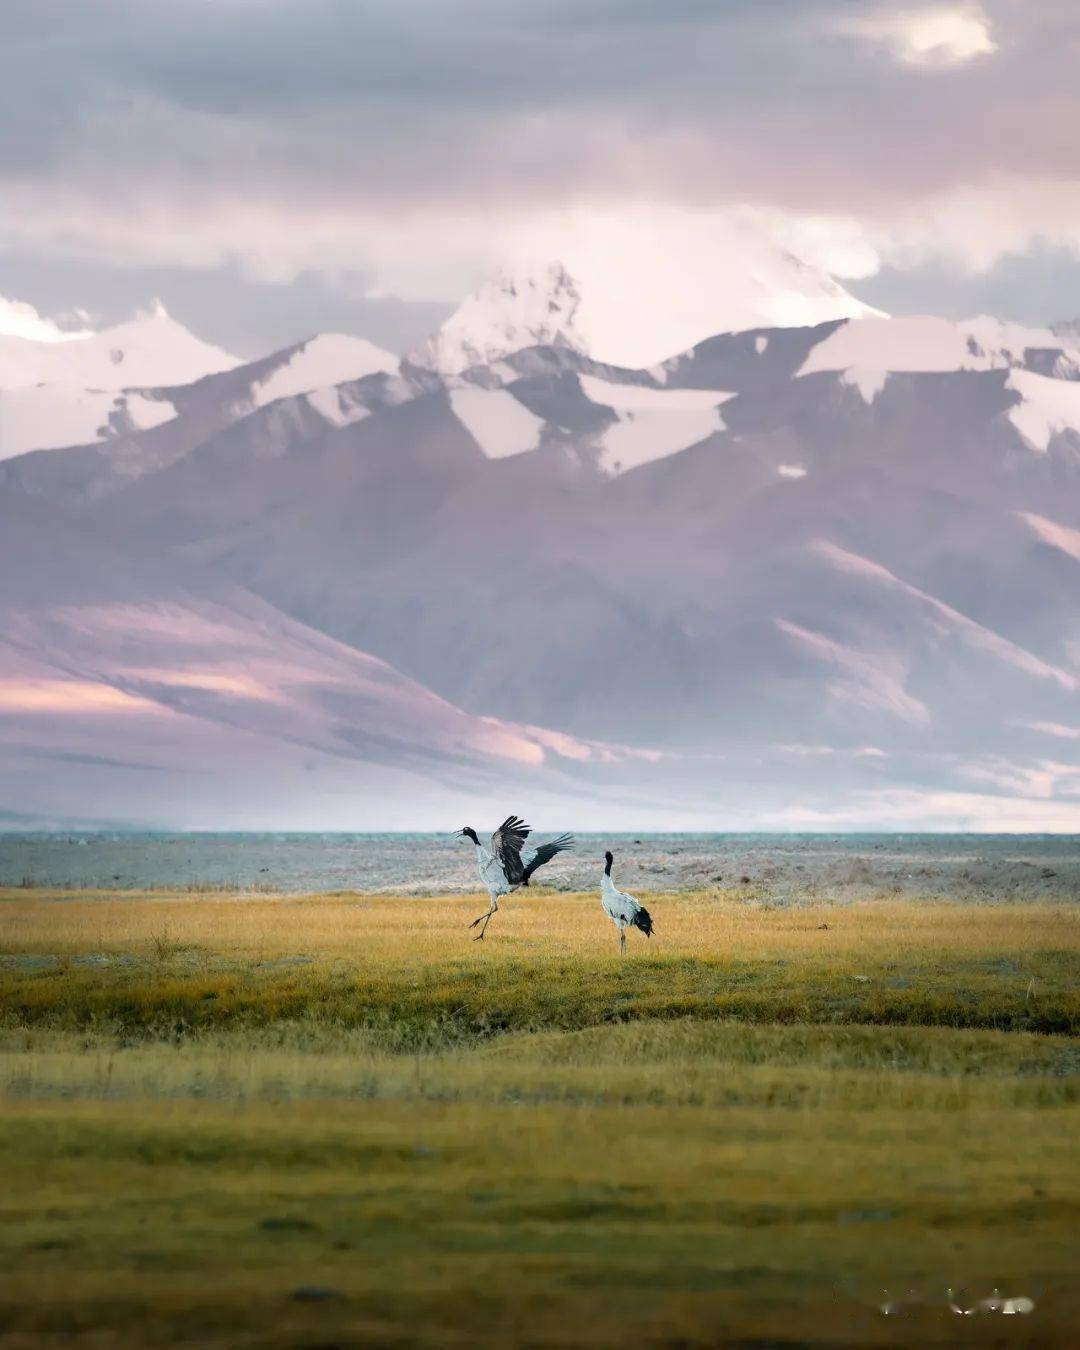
[560,238,883,367]
[409,262,584,375]
[736,249,883,331]
[250,332,399,410]
[0,300,239,461]
[0,300,238,393]
[412,232,883,375]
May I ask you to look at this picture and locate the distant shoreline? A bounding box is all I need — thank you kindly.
[3,832,1078,902]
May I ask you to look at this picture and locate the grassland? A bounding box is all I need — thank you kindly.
[0,886,1077,1347]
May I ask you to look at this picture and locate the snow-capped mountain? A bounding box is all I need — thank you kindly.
[410,238,882,374]
[409,262,585,375]
[0,307,401,465]
[0,300,237,391]
[2,268,1080,827]
[0,326,406,500]
[0,302,238,461]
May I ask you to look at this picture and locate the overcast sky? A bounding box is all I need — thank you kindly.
[1,0,1078,355]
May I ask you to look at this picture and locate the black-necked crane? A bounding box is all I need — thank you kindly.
[456,815,573,939]
[600,850,653,953]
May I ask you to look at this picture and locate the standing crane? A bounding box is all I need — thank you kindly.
[600,850,653,953]
[456,815,573,939]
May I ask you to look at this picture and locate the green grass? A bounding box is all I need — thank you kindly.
[0,889,1077,1346]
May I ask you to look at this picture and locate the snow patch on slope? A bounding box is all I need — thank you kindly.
[121,393,175,433]
[800,314,1080,401]
[305,385,371,429]
[1019,511,1080,562]
[252,334,398,410]
[0,387,176,460]
[579,378,730,414]
[448,387,546,458]
[580,376,732,474]
[0,387,118,459]
[840,366,890,403]
[1006,369,1080,451]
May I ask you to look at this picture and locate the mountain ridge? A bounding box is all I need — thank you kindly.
[2,279,1079,827]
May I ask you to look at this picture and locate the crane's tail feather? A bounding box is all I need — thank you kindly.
[520,833,574,884]
[632,906,653,938]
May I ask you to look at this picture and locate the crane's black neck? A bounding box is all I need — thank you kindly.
[604,851,613,876]
[462,827,480,845]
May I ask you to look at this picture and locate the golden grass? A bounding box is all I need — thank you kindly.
[3,886,1075,963]
[1,889,1075,1037]
[0,888,1077,1346]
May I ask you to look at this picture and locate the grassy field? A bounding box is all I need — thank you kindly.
[0,886,1077,1347]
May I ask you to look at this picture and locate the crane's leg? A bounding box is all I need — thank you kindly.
[469,896,498,940]
[620,928,626,955]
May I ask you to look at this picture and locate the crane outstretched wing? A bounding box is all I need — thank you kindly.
[491,815,530,885]
[522,833,574,883]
